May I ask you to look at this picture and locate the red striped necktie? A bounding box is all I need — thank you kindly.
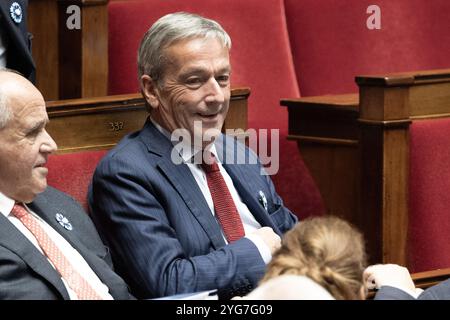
[11,203,103,300]
[200,152,245,242]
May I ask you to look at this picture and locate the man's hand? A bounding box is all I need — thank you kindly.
[252,227,281,254]
[364,264,416,292]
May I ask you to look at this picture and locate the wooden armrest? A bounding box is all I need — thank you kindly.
[411,268,450,289]
[281,93,359,109]
[281,93,359,145]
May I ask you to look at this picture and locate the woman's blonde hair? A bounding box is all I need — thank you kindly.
[261,216,367,300]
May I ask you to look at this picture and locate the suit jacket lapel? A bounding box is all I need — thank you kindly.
[28,197,89,258]
[215,135,281,234]
[157,160,225,249]
[141,121,225,249]
[222,163,280,234]
[0,213,70,299]
[28,198,125,298]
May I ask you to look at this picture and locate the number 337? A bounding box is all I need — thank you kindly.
[108,121,124,131]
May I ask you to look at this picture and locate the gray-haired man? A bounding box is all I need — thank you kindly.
[89,12,297,299]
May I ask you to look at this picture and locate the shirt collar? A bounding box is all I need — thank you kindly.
[150,117,220,164]
[0,192,16,218]
[149,117,171,140]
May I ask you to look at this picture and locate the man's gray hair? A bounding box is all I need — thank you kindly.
[137,12,231,84]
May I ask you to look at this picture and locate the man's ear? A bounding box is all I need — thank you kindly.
[141,75,161,110]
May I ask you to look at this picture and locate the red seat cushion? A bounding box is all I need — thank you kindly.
[108,0,325,218]
[408,118,450,272]
[47,150,108,211]
[285,0,450,96]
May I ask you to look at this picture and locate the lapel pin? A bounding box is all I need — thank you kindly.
[9,2,23,24]
[55,213,73,231]
[258,190,268,211]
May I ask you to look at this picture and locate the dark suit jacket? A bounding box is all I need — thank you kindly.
[88,120,298,299]
[0,187,132,300]
[0,0,35,81]
[375,279,450,300]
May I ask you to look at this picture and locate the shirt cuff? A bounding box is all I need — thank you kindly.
[245,234,272,264]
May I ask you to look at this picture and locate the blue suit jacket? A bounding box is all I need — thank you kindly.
[88,120,298,299]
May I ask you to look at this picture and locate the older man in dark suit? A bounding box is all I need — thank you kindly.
[0,0,35,81]
[0,69,132,299]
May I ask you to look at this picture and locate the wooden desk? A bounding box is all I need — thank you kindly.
[46,87,250,154]
[283,69,450,266]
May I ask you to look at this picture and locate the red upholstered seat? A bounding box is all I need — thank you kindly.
[408,118,450,272]
[47,150,108,211]
[285,0,450,96]
[108,0,325,218]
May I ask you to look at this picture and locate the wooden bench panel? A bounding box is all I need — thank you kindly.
[47,88,250,154]
[29,0,109,100]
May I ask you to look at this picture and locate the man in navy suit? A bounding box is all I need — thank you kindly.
[88,12,298,299]
[0,0,35,81]
[0,70,132,299]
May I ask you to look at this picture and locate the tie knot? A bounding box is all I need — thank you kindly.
[200,152,220,173]
[11,203,29,219]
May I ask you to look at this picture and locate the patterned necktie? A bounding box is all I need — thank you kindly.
[11,203,103,300]
[201,152,245,242]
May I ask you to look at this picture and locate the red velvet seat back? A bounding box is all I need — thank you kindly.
[47,150,108,211]
[108,0,325,218]
[109,0,297,130]
[408,118,450,272]
[285,0,450,96]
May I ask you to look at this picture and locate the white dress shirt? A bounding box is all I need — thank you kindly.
[151,118,272,263]
[0,192,113,300]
